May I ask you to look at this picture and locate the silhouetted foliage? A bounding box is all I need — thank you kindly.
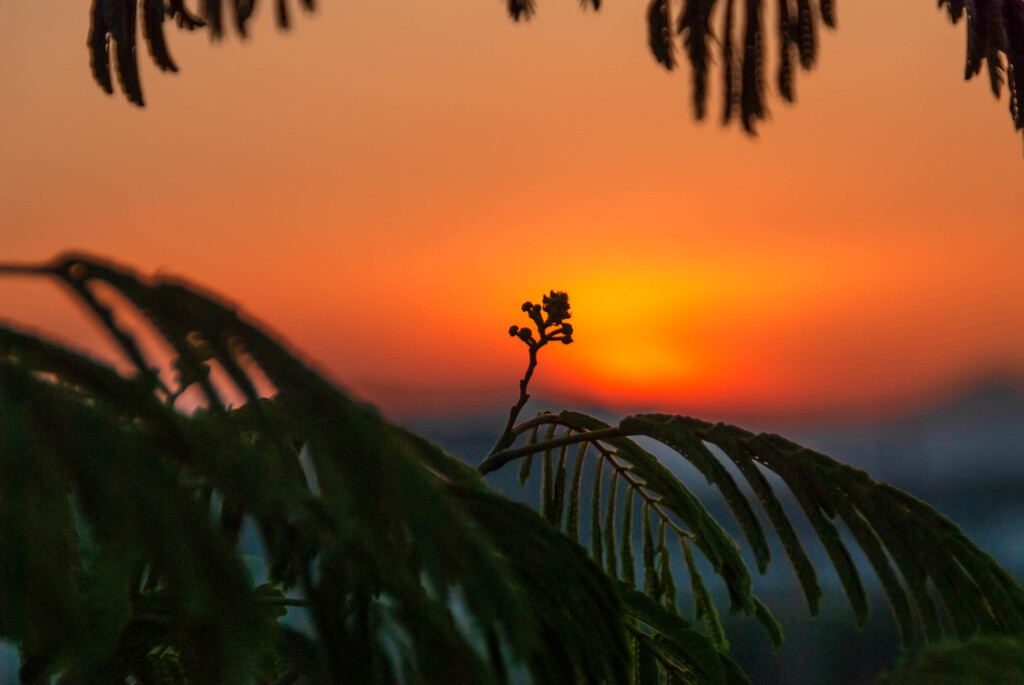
[86,0,1024,146]
[939,0,1024,136]
[878,634,1024,685]
[0,255,631,684]
[2,255,1023,683]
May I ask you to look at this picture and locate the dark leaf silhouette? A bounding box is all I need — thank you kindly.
[821,0,834,28]
[87,0,144,104]
[88,0,113,94]
[206,0,223,37]
[81,0,1024,147]
[143,0,179,72]
[777,0,795,101]
[169,0,206,30]
[276,0,290,30]
[940,0,1024,142]
[648,0,676,70]
[1003,1,1024,130]
[112,0,144,105]
[741,0,765,132]
[796,0,816,69]
[723,0,737,123]
[678,0,716,118]
[233,0,257,37]
[507,0,536,22]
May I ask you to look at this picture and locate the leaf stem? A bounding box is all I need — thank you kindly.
[602,448,693,541]
[480,426,625,474]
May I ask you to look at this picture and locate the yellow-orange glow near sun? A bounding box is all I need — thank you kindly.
[557,272,708,394]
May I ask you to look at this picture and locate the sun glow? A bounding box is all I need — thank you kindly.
[556,272,710,393]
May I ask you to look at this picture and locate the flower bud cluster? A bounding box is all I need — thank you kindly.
[508,290,573,349]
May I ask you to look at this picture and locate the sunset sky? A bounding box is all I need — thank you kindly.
[2,0,1023,424]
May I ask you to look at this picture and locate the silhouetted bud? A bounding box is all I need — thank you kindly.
[526,303,544,329]
[509,291,574,350]
[542,290,571,323]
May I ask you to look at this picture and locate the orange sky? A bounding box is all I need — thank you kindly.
[2,1,1023,424]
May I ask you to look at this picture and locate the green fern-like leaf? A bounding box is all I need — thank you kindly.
[540,422,558,522]
[551,434,571,526]
[566,441,588,540]
[642,504,659,599]
[682,537,728,652]
[482,406,1024,663]
[605,469,620,576]
[519,422,539,486]
[621,586,746,685]
[621,487,637,585]
[658,520,679,612]
[591,453,605,564]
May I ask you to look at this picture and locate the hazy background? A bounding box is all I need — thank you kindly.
[3,1,1024,682]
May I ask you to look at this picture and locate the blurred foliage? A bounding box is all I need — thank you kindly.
[1,254,1023,683]
[86,0,1024,145]
[0,254,627,684]
[878,635,1024,685]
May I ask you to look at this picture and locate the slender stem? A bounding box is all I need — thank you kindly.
[505,413,573,437]
[486,344,540,458]
[484,292,572,463]
[480,426,625,475]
